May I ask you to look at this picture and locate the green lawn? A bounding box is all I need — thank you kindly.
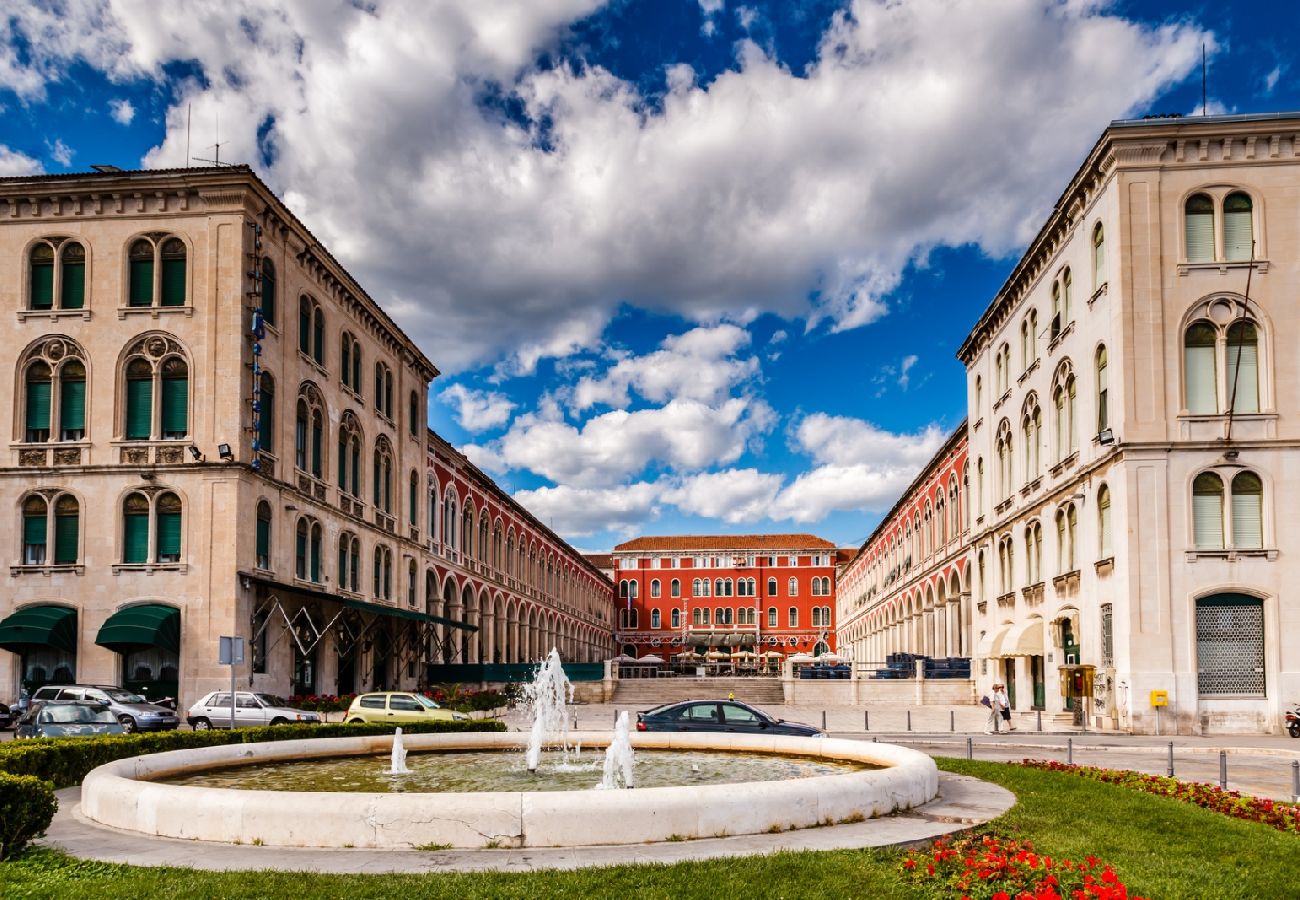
[3,758,1297,899]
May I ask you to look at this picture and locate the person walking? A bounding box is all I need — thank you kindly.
[983,686,1001,734]
[993,683,1014,731]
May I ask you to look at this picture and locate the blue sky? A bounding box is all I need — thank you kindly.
[2,1,1296,550]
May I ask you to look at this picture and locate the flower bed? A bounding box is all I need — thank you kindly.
[899,833,1142,899]
[1017,759,1300,836]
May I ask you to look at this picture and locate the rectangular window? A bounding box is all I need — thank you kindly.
[1195,595,1264,696]
[161,376,188,438]
[160,258,186,306]
[788,607,798,627]
[54,512,78,564]
[125,378,153,439]
[25,380,51,441]
[129,259,154,306]
[256,517,271,569]
[23,515,47,564]
[156,510,182,562]
[30,262,54,309]
[1100,603,1114,668]
[124,513,149,564]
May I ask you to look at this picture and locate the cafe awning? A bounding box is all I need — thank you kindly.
[977,623,1012,659]
[0,605,77,653]
[95,604,180,653]
[998,619,1045,658]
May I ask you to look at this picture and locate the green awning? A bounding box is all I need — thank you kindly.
[0,605,77,653]
[95,604,181,654]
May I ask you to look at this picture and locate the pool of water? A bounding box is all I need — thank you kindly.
[159,749,869,793]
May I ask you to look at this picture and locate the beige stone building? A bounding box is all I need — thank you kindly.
[0,166,613,710]
[959,111,1300,734]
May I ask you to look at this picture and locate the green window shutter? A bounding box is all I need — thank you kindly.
[256,516,270,563]
[129,259,154,306]
[54,513,79,564]
[156,511,182,560]
[60,379,86,434]
[161,376,188,436]
[298,305,311,353]
[160,258,186,306]
[296,529,307,578]
[309,534,321,582]
[23,514,47,547]
[261,270,276,326]
[258,390,274,452]
[313,318,324,364]
[126,377,153,439]
[26,380,51,436]
[61,263,85,309]
[351,445,360,496]
[337,438,347,488]
[30,262,54,309]
[124,512,149,563]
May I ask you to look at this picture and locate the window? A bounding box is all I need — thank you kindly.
[650,609,661,629]
[336,532,359,588]
[127,236,187,307]
[408,471,419,526]
[998,535,1014,592]
[297,295,326,364]
[788,607,798,627]
[1054,504,1077,573]
[442,493,458,550]
[1185,193,1215,261]
[373,545,393,599]
[122,490,183,565]
[767,577,777,596]
[1100,603,1114,667]
[1025,521,1042,584]
[650,579,661,598]
[1230,471,1263,549]
[20,492,79,566]
[409,390,421,437]
[294,385,325,478]
[20,345,89,444]
[256,371,275,453]
[260,258,276,327]
[1092,223,1106,289]
[670,578,680,598]
[768,606,777,627]
[255,500,272,570]
[407,559,417,606]
[1193,472,1225,549]
[693,607,709,626]
[714,607,732,626]
[337,412,364,498]
[1183,303,1263,416]
[995,421,1013,498]
[1196,593,1264,696]
[375,362,394,419]
[671,608,681,628]
[121,335,189,441]
[28,239,86,310]
[373,437,394,513]
[1051,366,1076,461]
[1223,192,1254,261]
[341,333,362,393]
[1021,397,1041,481]
[1095,345,1108,433]
[1098,485,1112,558]
[788,577,798,596]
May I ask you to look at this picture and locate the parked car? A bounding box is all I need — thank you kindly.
[635,699,824,737]
[0,701,12,730]
[344,692,470,724]
[187,691,322,730]
[29,684,179,733]
[15,700,126,739]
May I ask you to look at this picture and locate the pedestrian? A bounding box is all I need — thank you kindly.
[993,683,1014,731]
[982,687,1000,734]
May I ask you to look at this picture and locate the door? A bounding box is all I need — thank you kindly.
[720,702,764,734]
[674,702,721,731]
[1003,659,1017,710]
[1030,656,1046,710]
[235,692,268,728]
[387,693,424,723]
[209,692,236,728]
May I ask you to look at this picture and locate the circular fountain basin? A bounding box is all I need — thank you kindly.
[80,731,939,849]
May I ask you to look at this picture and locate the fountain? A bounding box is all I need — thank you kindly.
[596,710,635,790]
[522,647,575,772]
[385,727,410,775]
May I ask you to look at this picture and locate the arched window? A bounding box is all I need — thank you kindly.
[1223,192,1254,261]
[255,500,272,570]
[1230,471,1263,549]
[298,295,325,364]
[121,334,190,441]
[788,577,798,596]
[1095,345,1109,433]
[28,239,86,310]
[650,579,661,598]
[462,506,473,555]
[294,384,325,478]
[373,437,394,513]
[128,236,186,307]
[257,371,275,453]
[1184,320,1218,414]
[670,578,680,598]
[1025,521,1042,584]
[767,576,778,596]
[650,608,661,629]
[1192,472,1225,549]
[23,360,52,443]
[1089,224,1105,291]
[337,412,363,498]
[443,494,457,550]
[767,606,777,627]
[21,495,48,565]
[671,608,680,628]
[1183,300,1264,416]
[408,470,419,526]
[1051,281,1062,340]
[1051,367,1076,461]
[375,362,393,418]
[788,607,798,627]
[260,258,276,327]
[1185,193,1215,262]
[1062,268,1072,324]
[1097,485,1112,558]
[407,559,417,606]
[1226,321,1259,414]
[122,490,183,565]
[1021,397,1041,481]
[478,515,489,562]
[409,390,421,437]
[1054,504,1077,573]
[20,492,79,566]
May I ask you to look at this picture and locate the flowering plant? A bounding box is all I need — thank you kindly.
[1017,759,1300,835]
[898,834,1143,900]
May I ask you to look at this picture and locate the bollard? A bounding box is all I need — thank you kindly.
[907,709,912,732]
[864,709,869,731]
[1036,709,1042,733]
[1167,742,1174,777]
[574,715,578,730]
[872,736,878,743]
[966,736,973,760]
[1292,760,1299,804]
[950,709,955,732]
[1067,737,1073,765]
[822,710,827,731]
[1219,750,1227,790]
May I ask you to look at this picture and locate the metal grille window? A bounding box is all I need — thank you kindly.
[1196,594,1264,696]
[1100,603,1113,667]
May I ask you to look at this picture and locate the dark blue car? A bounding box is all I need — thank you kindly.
[635,699,824,737]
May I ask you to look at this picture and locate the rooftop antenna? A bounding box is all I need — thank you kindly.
[192,106,235,167]
[185,103,191,168]
[1202,43,1207,116]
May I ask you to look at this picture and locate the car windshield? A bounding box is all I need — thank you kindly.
[104,689,146,703]
[416,694,441,710]
[39,705,117,724]
[255,694,288,708]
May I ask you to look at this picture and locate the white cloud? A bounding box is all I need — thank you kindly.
[498,397,775,487]
[0,1,1209,373]
[438,383,516,432]
[794,412,945,468]
[898,354,919,390]
[0,144,41,176]
[698,0,725,37]
[511,482,661,538]
[661,468,783,522]
[570,323,759,411]
[47,138,73,167]
[109,98,135,124]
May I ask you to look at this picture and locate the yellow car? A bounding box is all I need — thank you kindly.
[344,692,470,724]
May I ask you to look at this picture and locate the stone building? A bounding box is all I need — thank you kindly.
[837,425,970,667]
[612,534,838,665]
[0,166,613,708]
[958,111,1300,734]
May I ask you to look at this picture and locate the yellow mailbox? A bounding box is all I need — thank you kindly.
[1150,690,1168,707]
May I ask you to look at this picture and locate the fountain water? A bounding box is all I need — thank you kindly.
[522,648,575,772]
[385,727,410,775]
[596,710,635,790]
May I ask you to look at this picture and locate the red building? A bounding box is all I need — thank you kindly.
[611,534,838,664]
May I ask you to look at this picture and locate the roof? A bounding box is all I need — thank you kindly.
[613,534,837,553]
[583,553,615,570]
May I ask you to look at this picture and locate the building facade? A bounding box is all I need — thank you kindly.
[612,534,838,663]
[0,166,613,709]
[837,425,970,667]
[958,112,1300,734]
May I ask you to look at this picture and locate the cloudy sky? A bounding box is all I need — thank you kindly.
[2,0,1295,548]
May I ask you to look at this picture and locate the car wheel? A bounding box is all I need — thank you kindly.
[118,715,137,733]
[270,717,289,726]
[192,718,211,731]
[347,718,365,724]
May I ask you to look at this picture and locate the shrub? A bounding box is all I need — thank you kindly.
[0,719,505,789]
[0,773,57,860]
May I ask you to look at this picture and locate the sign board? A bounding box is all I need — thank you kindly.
[1150,689,1168,707]
[219,635,245,666]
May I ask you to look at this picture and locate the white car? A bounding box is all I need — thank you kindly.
[187,691,321,730]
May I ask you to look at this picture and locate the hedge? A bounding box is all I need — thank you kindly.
[0,719,506,789]
[0,773,57,860]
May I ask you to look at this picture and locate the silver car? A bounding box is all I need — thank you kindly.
[187,691,322,730]
[29,684,179,732]
[16,701,126,739]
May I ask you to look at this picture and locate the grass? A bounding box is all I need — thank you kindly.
[2,758,1298,898]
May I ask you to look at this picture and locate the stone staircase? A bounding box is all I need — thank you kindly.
[611,677,785,707]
